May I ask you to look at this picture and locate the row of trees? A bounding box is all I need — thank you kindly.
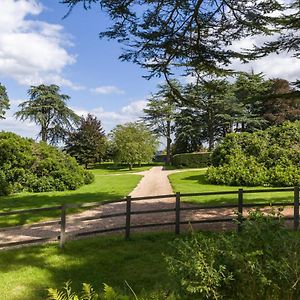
[143,74,300,162]
[0,83,158,169]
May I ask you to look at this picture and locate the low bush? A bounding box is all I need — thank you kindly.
[172,152,211,168]
[166,210,300,300]
[207,121,300,186]
[0,132,94,195]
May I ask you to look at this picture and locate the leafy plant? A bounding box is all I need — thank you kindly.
[166,210,300,300]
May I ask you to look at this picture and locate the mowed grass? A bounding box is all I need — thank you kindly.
[0,233,176,300]
[0,171,142,227]
[91,163,160,175]
[169,169,294,205]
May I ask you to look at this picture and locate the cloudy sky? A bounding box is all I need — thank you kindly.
[0,0,299,140]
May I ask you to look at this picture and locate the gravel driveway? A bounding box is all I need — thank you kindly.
[0,167,294,248]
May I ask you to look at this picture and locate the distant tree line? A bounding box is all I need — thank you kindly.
[143,74,300,159]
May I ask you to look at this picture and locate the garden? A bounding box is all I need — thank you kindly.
[1,0,300,299]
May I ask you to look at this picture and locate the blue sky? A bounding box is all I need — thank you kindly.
[0,0,299,139]
[0,0,161,137]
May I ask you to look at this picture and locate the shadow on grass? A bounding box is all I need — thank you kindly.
[0,191,125,227]
[0,233,176,300]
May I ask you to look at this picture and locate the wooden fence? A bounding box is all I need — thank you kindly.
[0,187,299,248]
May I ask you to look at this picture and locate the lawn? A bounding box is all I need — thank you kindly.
[91,163,160,175]
[0,233,176,300]
[0,171,142,227]
[169,169,294,205]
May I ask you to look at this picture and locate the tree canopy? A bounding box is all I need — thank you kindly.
[110,122,158,169]
[62,0,285,80]
[0,83,9,120]
[65,114,107,168]
[15,84,80,144]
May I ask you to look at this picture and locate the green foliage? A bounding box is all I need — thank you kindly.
[66,114,107,167]
[166,210,300,300]
[48,281,128,300]
[15,84,80,144]
[172,152,211,168]
[207,121,300,186]
[48,281,176,300]
[0,132,94,195]
[110,122,158,169]
[0,83,9,119]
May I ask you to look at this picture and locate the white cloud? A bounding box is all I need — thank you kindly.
[0,0,82,89]
[73,99,148,132]
[90,85,125,95]
[121,100,148,116]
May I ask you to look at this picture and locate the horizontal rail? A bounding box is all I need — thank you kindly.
[180,218,234,225]
[130,194,176,201]
[131,208,176,215]
[131,222,176,229]
[66,198,126,209]
[0,205,62,216]
[181,204,237,211]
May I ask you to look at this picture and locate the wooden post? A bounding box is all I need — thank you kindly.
[60,204,66,248]
[175,192,181,235]
[125,196,132,240]
[294,187,299,231]
[237,189,243,233]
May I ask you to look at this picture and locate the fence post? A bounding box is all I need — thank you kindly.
[60,204,66,248]
[237,189,244,233]
[175,192,181,235]
[125,196,132,240]
[294,187,299,231]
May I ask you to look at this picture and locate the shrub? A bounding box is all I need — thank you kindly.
[166,210,300,300]
[172,152,211,168]
[207,121,300,186]
[0,132,94,195]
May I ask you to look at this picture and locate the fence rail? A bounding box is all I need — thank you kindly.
[0,187,299,248]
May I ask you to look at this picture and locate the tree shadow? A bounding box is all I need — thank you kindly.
[0,233,176,300]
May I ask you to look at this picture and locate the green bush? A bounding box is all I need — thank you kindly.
[0,132,94,195]
[166,210,300,300]
[172,152,211,168]
[208,121,300,186]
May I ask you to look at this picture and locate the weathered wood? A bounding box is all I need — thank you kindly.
[237,189,244,233]
[60,205,67,248]
[294,187,299,231]
[125,196,131,240]
[175,192,181,235]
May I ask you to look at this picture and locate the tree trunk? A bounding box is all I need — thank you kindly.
[129,163,133,170]
[41,127,47,143]
[166,120,171,164]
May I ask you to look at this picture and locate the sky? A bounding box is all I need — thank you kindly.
[0,0,299,141]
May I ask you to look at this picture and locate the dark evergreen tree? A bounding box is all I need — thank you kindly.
[143,82,179,163]
[62,0,283,82]
[15,84,79,144]
[0,83,9,120]
[65,114,106,168]
[173,108,203,154]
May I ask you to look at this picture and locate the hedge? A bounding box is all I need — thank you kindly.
[172,152,211,168]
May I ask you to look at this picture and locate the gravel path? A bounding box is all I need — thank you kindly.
[0,167,294,248]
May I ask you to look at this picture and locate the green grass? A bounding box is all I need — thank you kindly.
[0,233,176,300]
[169,169,294,205]
[91,163,160,175]
[0,172,142,227]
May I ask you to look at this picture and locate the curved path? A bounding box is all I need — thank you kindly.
[0,167,293,248]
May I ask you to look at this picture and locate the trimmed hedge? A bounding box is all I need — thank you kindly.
[172,152,211,168]
[0,132,94,196]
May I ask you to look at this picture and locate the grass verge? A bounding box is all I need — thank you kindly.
[0,172,142,227]
[0,233,176,300]
[169,169,294,205]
